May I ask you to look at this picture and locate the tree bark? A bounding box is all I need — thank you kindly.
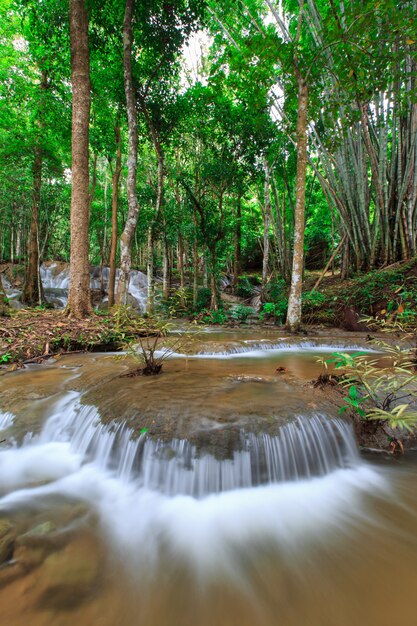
[116,0,140,305]
[22,70,48,306]
[67,0,92,318]
[286,74,308,332]
[233,193,242,281]
[108,122,122,307]
[262,157,272,300]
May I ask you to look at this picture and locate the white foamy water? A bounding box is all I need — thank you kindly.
[0,393,388,575]
[40,264,148,310]
[156,340,376,360]
[0,411,14,432]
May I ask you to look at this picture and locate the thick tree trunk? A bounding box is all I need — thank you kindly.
[67,0,92,318]
[108,123,122,307]
[116,0,140,305]
[286,75,308,332]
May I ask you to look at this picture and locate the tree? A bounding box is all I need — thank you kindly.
[67,0,92,317]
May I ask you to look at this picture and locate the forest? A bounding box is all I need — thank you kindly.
[0,0,416,334]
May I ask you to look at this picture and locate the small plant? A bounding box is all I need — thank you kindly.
[235,276,255,299]
[195,287,212,312]
[259,301,287,324]
[201,308,228,325]
[302,290,326,310]
[323,345,417,432]
[230,305,254,323]
[0,352,12,363]
[117,319,195,376]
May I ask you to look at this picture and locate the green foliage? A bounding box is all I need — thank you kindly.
[266,279,287,302]
[235,276,255,299]
[230,304,254,323]
[323,344,417,432]
[0,352,12,363]
[259,301,287,324]
[302,291,326,311]
[201,308,228,325]
[195,287,212,313]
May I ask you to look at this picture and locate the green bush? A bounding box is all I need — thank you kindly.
[265,278,287,301]
[196,287,212,312]
[230,305,254,323]
[201,308,228,325]
[302,290,326,311]
[235,276,255,299]
[259,300,287,324]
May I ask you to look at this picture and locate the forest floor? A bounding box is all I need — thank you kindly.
[301,257,417,329]
[0,309,158,369]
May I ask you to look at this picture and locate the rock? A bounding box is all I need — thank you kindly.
[13,544,49,572]
[0,562,26,588]
[340,307,371,332]
[0,519,16,564]
[35,535,101,608]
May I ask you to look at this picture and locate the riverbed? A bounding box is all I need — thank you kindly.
[0,328,415,626]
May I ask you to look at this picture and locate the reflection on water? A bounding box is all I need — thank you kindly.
[0,330,416,626]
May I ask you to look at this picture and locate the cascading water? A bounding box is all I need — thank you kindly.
[0,391,386,569]
[2,394,360,497]
[0,411,14,432]
[2,341,411,626]
[39,263,148,310]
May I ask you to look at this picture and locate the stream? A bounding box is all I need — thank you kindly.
[1,328,417,626]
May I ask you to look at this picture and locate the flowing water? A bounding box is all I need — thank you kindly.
[5,264,148,310]
[1,329,417,626]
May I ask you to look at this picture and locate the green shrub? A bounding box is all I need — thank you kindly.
[230,305,254,323]
[302,290,326,311]
[235,276,255,299]
[201,308,228,325]
[259,300,287,324]
[266,279,287,301]
[196,287,212,312]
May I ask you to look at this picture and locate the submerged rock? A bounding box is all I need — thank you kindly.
[35,535,101,608]
[0,519,16,563]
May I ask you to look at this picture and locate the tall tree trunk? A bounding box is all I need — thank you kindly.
[116,0,140,305]
[162,233,170,299]
[67,0,92,318]
[0,273,10,316]
[146,226,154,314]
[108,122,122,307]
[22,70,48,306]
[210,248,219,311]
[262,157,272,300]
[178,232,185,289]
[286,74,308,332]
[22,145,44,306]
[233,193,242,281]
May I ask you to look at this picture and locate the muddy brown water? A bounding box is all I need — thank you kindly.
[1,329,416,626]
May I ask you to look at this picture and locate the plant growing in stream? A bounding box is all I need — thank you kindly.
[322,344,417,432]
[116,318,197,376]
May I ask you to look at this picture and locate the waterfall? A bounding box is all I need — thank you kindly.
[39,264,148,310]
[0,411,14,432]
[1,394,360,498]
